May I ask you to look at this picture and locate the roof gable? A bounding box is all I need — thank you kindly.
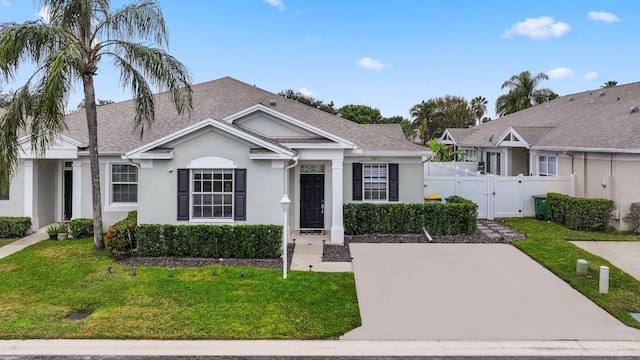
[496,127,529,148]
[19,134,82,159]
[124,118,295,160]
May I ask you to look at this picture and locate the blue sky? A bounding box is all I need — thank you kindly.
[0,0,637,119]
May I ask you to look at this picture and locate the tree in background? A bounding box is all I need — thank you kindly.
[601,80,618,88]
[0,0,192,249]
[495,71,554,117]
[337,104,385,124]
[0,87,11,108]
[409,100,438,144]
[76,98,115,110]
[470,96,487,125]
[279,89,337,115]
[428,139,464,162]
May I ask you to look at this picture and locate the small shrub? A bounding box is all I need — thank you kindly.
[104,211,137,260]
[0,217,32,238]
[631,203,640,234]
[69,218,93,239]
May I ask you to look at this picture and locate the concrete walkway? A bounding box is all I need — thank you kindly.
[571,241,640,281]
[290,233,352,272]
[342,243,640,341]
[0,225,49,260]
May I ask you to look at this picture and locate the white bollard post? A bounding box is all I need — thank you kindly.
[599,266,609,294]
[576,259,588,276]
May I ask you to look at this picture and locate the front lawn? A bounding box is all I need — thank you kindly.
[504,218,640,328]
[0,239,360,339]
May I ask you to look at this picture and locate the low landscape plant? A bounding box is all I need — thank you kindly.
[69,218,93,239]
[344,198,477,235]
[104,211,137,260]
[136,224,282,259]
[0,217,31,238]
[546,193,615,231]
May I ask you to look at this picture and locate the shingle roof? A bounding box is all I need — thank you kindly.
[447,82,640,152]
[60,76,426,154]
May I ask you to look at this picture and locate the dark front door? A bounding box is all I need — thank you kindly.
[63,169,73,220]
[300,174,324,228]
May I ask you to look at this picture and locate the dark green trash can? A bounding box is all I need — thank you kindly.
[532,195,548,221]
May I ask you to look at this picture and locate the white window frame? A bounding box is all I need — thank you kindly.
[104,163,138,212]
[191,169,234,221]
[363,163,388,202]
[538,155,557,177]
[486,151,501,175]
[463,149,477,162]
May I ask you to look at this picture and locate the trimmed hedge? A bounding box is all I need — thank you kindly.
[135,224,283,259]
[631,203,640,234]
[344,197,477,235]
[0,217,31,238]
[105,211,138,260]
[69,218,93,239]
[546,192,614,231]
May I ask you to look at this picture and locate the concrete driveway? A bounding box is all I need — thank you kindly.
[342,243,640,341]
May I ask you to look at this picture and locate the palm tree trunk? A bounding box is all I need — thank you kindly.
[82,73,104,249]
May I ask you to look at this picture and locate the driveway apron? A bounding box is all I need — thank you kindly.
[342,243,640,341]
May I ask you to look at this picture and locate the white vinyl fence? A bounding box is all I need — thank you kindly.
[425,162,481,177]
[424,174,576,220]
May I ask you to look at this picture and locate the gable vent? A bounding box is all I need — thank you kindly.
[631,106,639,114]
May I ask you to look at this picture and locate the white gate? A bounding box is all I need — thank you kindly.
[424,174,575,219]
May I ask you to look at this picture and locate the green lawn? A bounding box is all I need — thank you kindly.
[0,239,361,339]
[0,238,19,248]
[504,218,640,328]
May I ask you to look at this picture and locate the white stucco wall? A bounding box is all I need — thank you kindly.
[0,160,26,217]
[343,157,425,204]
[137,128,285,226]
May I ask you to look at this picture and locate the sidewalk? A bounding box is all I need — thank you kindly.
[0,225,49,260]
[1,339,640,357]
[290,233,352,272]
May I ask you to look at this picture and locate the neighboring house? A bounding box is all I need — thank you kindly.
[0,77,428,243]
[439,82,640,230]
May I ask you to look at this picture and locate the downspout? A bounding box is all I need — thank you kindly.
[284,155,299,195]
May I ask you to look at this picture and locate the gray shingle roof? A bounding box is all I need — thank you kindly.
[61,77,426,154]
[447,82,640,152]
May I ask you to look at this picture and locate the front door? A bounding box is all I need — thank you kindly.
[63,168,73,220]
[300,174,324,228]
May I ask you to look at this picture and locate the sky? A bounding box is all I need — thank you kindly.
[0,0,637,119]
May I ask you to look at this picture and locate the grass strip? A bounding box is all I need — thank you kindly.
[0,239,360,339]
[504,218,640,328]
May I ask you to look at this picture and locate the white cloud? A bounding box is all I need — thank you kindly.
[357,57,389,71]
[546,67,575,79]
[588,11,620,23]
[583,72,599,81]
[36,6,51,23]
[502,16,570,40]
[297,87,314,97]
[1,1,10,6]
[264,0,285,11]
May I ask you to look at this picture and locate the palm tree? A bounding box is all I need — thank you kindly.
[470,96,487,125]
[409,100,438,144]
[601,80,618,88]
[0,0,193,249]
[495,71,553,116]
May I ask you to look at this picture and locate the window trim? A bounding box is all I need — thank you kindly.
[486,151,502,175]
[363,163,389,202]
[190,168,235,221]
[538,155,557,177]
[105,163,138,212]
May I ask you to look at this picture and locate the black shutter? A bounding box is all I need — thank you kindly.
[389,163,399,201]
[352,163,362,201]
[177,169,190,221]
[234,169,247,221]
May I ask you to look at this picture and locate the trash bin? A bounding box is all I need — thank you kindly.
[532,195,548,220]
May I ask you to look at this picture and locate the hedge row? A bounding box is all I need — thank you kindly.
[0,217,31,238]
[546,192,614,231]
[631,203,640,234]
[135,224,282,259]
[344,197,477,235]
[104,211,138,260]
